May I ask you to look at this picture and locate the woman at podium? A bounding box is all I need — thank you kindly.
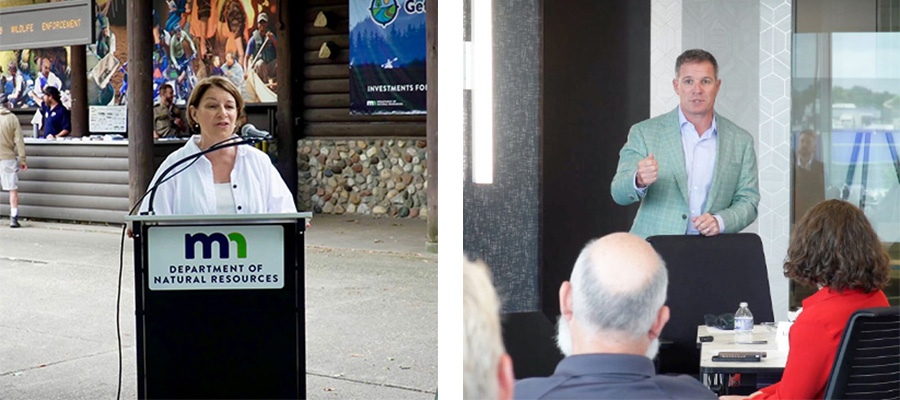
[141,76,295,215]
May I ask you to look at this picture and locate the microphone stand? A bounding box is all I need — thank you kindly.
[140,135,266,215]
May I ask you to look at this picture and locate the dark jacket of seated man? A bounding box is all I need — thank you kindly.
[513,233,717,400]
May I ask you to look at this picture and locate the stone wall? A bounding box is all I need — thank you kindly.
[298,139,428,218]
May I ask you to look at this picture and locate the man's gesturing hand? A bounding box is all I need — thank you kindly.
[636,154,658,188]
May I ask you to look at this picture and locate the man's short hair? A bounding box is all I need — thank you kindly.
[675,49,719,79]
[160,83,174,93]
[464,260,506,400]
[799,129,817,139]
[570,239,668,338]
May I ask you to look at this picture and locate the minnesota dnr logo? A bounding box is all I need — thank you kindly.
[185,232,248,259]
[369,0,399,27]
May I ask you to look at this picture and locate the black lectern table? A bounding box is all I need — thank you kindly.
[126,212,312,399]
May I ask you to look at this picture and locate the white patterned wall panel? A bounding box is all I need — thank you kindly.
[650,0,682,117]
[682,0,760,155]
[758,0,792,322]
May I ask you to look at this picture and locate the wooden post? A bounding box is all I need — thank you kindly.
[426,0,438,252]
[276,0,299,202]
[69,45,87,137]
[127,0,154,209]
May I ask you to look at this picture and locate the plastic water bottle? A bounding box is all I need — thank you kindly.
[734,302,754,343]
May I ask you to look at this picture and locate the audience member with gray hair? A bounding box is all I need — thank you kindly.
[514,233,716,399]
[464,260,514,400]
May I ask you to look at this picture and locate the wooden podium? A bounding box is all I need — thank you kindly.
[126,212,312,399]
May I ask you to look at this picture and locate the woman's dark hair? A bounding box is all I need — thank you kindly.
[185,76,245,130]
[784,199,889,293]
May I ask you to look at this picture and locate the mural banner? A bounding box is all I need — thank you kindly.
[150,0,278,106]
[1,46,71,110]
[349,0,426,115]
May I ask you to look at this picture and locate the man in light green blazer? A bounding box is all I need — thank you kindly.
[611,49,760,239]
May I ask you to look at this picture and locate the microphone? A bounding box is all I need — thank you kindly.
[241,124,272,140]
[137,134,265,215]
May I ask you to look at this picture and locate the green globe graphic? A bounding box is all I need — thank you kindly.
[370,0,399,27]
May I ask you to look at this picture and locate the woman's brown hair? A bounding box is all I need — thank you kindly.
[784,199,889,292]
[185,76,246,131]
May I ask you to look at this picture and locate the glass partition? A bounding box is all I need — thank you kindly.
[791,0,899,308]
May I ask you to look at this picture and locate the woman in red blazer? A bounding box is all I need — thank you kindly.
[721,199,891,400]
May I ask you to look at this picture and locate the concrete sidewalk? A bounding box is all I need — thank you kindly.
[0,214,437,399]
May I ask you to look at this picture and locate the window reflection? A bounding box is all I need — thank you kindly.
[792,24,899,308]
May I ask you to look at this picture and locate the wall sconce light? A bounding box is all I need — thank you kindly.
[470,0,493,184]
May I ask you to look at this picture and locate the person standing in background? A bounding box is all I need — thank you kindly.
[792,129,825,220]
[611,49,760,239]
[40,86,70,139]
[0,96,27,228]
[153,83,187,139]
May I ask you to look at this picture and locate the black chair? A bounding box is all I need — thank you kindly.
[647,233,774,375]
[501,311,565,379]
[823,306,900,400]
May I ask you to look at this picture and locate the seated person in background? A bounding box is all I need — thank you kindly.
[464,260,515,400]
[720,199,890,400]
[153,83,187,139]
[40,86,70,139]
[515,233,717,400]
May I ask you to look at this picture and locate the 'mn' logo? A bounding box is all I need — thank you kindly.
[185,233,247,259]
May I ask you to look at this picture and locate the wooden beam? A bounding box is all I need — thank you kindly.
[127,0,154,209]
[69,45,87,137]
[276,0,299,201]
[306,6,348,20]
[303,94,349,108]
[304,50,349,65]
[303,79,349,94]
[304,35,349,51]
[305,22,349,36]
[426,0,438,248]
[304,65,348,79]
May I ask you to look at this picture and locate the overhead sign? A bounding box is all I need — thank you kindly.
[0,0,93,51]
[147,225,285,291]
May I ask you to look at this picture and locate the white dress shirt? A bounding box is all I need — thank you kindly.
[678,107,722,234]
[141,135,296,215]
